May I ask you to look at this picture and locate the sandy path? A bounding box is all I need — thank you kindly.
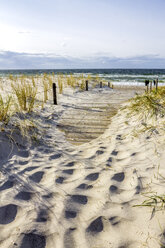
[57,87,143,144]
[0,86,165,248]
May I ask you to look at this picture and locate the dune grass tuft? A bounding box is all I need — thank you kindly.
[11,78,37,112]
[127,86,165,118]
[0,94,12,123]
[42,74,49,103]
[58,75,63,94]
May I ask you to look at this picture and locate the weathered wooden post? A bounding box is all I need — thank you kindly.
[145,80,149,93]
[100,81,102,88]
[108,82,110,88]
[53,83,57,105]
[86,80,88,91]
[156,78,158,93]
[153,80,156,88]
[150,81,153,92]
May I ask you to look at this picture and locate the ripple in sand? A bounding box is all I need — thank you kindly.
[87,216,103,233]
[20,233,46,248]
[0,204,17,224]
[29,171,44,183]
[112,172,125,182]
[85,173,99,181]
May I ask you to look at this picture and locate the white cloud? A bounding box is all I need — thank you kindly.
[0,50,165,69]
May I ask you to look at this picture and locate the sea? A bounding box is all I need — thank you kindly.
[0,69,165,86]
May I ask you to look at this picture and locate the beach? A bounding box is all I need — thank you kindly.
[0,74,165,248]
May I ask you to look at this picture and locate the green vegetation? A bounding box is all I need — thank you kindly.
[43,74,49,102]
[11,78,37,112]
[134,192,165,210]
[0,94,12,123]
[127,87,165,118]
[66,74,77,88]
[58,75,63,94]
[0,72,110,128]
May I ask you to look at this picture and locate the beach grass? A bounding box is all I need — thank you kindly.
[0,94,12,123]
[11,77,37,112]
[58,75,63,94]
[128,86,165,118]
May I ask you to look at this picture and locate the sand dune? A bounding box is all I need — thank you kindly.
[0,85,165,248]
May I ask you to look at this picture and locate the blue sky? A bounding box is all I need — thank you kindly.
[0,0,165,69]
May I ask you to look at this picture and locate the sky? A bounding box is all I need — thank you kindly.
[0,0,165,69]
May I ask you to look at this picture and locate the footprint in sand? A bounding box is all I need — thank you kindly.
[36,209,48,222]
[111,150,118,156]
[70,195,88,205]
[109,185,118,193]
[65,210,77,219]
[18,160,29,166]
[55,176,66,184]
[62,169,74,175]
[0,179,14,191]
[85,173,99,181]
[20,233,46,248]
[49,153,62,160]
[87,216,103,233]
[77,183,93,190]
[0,204,17,224]
[29,171,44,183]
[15,191,32,201]
[112,172,125,182]
[107,157,112,162]
[96,150,104,155]
[65,162,75,167]
[17,150,30,158]
[135,185,141,194]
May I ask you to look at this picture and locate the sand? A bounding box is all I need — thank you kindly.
[0,80,165,248]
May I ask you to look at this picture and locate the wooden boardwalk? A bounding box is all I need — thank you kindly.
[57,88,143,144]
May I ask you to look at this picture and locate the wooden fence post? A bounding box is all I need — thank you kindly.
[150,81,153,92]
[86,80,88,91]
[100,81,102,88]
[156,78,158,93]
[145,80,149,93]
[147,84,149,93]
[53,83,57,105]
